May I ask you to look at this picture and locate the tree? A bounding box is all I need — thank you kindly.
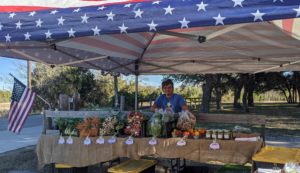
[294,72,300,106]
[0,90,11,103]
[230,74,243,108]
[254,72,298,104]
[200,74,213,113]
[32,63,96,109]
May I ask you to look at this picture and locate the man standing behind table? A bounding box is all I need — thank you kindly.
[152,79,188,113]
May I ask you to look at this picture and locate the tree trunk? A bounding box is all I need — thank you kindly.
[247,74,255,107]
[113,75,119,108]
[233,75,243,108]
[293,85,297,103]
[280,88,289,103]
[294,72,300,106]
[285,82,292,103]
[215,74,222,110]
[200,74,213,113]
[298,88,300,106]
[242,74,249,112]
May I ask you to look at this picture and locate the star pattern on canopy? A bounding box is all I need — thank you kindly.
[0,0,299,42]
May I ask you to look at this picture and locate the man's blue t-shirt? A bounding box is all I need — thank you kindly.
[154,94,186,113]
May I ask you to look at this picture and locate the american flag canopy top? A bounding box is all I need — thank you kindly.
[0,0,299,42]
[8,78,36,133]
[1,0,300,74]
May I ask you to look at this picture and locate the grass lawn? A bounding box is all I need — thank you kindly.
[195,102,300,137]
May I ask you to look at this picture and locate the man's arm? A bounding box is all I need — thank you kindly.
[179,95,189,111]
[151,95,161,111]
[151,103,158,111]
[182,103,189,111]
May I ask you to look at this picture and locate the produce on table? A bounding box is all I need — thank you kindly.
[149,113,163,137]
[176,111,196,130]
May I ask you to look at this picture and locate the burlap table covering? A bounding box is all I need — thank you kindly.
[37,135,263,168]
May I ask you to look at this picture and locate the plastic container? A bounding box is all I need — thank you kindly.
[108,159,157,173]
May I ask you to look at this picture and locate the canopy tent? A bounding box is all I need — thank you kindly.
[1,0,300,75]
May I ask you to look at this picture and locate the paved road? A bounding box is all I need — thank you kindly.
[0,114,43,154]
[0,125,42,153]
[0,114,43,131]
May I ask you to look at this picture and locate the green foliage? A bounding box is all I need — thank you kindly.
[116,82,160,110]
[32,64,96,109]
[55,118,83,135]
[0,90,11,103]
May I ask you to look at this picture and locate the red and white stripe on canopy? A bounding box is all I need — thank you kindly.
[1,19,300,74]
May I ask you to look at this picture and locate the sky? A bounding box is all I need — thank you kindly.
[0,57,164,91]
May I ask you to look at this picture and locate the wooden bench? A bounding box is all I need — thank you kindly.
[197,113,266,141]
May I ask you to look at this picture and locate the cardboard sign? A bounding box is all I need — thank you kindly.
[209,142,220,150]
[66,136,73,144]
[58,136,65,144]
[84,136,91,145]
[177,139,186,146]
[149,137,157,145]
[108,136,117,144]
[125,136,134,145]
[96,136,105,144]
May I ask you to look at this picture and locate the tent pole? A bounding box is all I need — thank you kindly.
[114,75,119,108]
[27,60,31,89]
[135,75,138,112]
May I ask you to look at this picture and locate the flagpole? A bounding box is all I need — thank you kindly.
[9,73,51,109]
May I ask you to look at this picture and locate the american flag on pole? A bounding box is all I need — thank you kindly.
[8,78,36,133]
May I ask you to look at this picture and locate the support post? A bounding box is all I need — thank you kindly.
[114,75,119,108]
[135,75,138,112]
[27,60,31,89]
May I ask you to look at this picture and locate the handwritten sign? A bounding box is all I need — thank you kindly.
[149,137,157,145]
[66,136,73,144]
[176,139,186,146]
[58,136,65,144]
[125,136,134,145]
[108,136,117,144]
[96,136,105,144]
[84,136,91,145]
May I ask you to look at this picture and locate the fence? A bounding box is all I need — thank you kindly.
[138,97,201,110]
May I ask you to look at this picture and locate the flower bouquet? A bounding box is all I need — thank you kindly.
[124,112,144,137]
[100,116,124,136]
[76,117,100,137]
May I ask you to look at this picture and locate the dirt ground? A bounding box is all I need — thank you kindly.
[0,146,41,173]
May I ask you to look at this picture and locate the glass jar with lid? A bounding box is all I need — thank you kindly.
[217,130,223,139]
[206,130,211,139]
[211,130,217,139]
[223,130,230,139]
